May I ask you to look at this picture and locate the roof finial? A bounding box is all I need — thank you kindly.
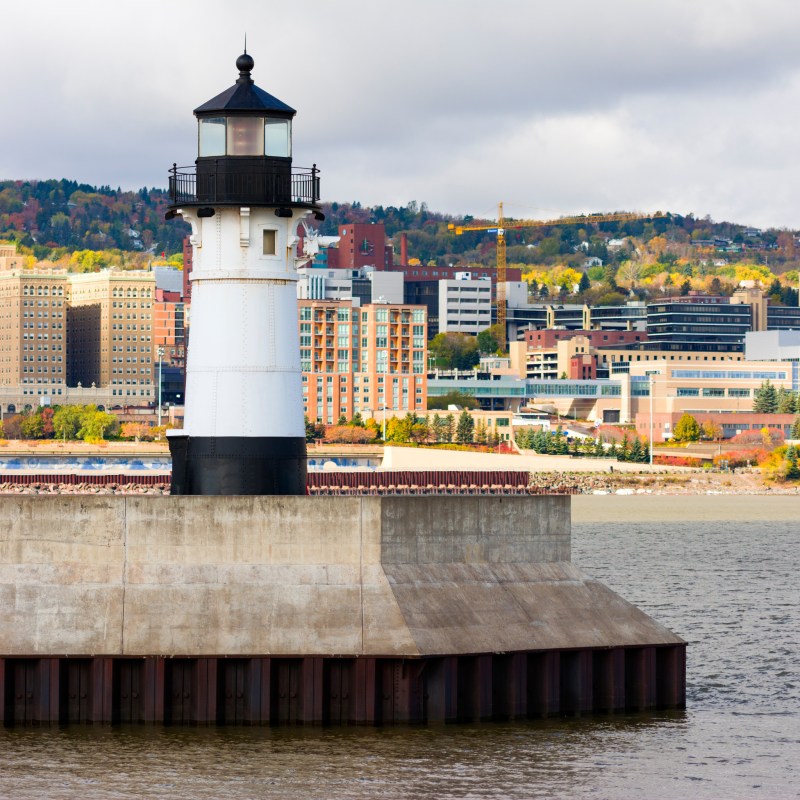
[236,45,254,84]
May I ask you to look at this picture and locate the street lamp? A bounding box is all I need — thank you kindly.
[378,349,388,441]
[157,345,165,427]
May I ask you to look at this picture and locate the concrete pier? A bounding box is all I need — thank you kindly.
[0,495,685,724]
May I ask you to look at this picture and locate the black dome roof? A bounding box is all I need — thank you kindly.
[194,53,295,118]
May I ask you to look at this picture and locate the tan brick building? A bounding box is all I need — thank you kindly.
[0,268,69,401]
[68,271,156,402]
[299,300,428,424]
[0,260,156,410]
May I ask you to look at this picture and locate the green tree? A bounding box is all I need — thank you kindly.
[53,405,84,440]
[776,388,797,415]
[792,415,800,439]
[578,271,591,292]
[443,413,455,443]
[455,410,475,444]
[673,413,701,442]
[476,324,504,355]
[428,332,480,370]
[20,413,44,440]
[427,391,479,411]
[474,420,488,445]
[77,406,118,441]
[785,445,800,480]
[753,380,778,413]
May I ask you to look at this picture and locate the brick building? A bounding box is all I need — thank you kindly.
[299,300,427,424]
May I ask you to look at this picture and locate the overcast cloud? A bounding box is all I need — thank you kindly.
[1,0,799,227]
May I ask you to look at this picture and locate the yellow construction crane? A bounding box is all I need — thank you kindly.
[448,203,665,350]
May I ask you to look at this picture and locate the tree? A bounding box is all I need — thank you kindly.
[701,420,722,441]
[455,410,475,444]
[753,380,778,413]
[121,422,151,441]
[776,388,797,415]
[477,324,504,356]
[428,332,480,370]
[77,406,118,442]
[20,413,44,439]
[578,271,591,293]
[53,406,84,440]
[785,445,800,480]
[427,390,479,410]
[443,413,455,443]
[673,413,701,442]
[304,415,325,443]
[792,415,800,440]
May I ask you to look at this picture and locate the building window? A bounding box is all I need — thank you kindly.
[263,230,277,256]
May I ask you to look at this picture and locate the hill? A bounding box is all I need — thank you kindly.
[0,179,190,260]
[1,182,798,302]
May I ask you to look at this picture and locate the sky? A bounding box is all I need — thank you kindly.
[2,0,800,229]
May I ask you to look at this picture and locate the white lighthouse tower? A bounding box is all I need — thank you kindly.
[166,52,321,495]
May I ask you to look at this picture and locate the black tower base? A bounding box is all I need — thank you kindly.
[168,435,307,495]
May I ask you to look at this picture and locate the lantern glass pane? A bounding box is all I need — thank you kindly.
[198,118,226,156]
[265,119,291,157]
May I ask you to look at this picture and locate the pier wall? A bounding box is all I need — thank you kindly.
[0,495,685,723]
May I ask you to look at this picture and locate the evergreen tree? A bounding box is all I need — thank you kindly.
[753,380,778,413]
[443,413,455,443]
[618,434,630,461]
[630,437,643,462]
[776,388,797,415]
[792,415,800,440]
[785,445,800,480]
[579,271,591,292]
[455,410,475,444]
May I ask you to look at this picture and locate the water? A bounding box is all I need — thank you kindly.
[1,516,798,799]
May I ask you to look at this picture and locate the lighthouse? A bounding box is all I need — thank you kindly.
[166,52,321,495]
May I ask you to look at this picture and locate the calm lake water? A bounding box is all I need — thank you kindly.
[1,510,798,799]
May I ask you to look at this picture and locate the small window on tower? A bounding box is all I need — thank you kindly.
[263,230,277,255]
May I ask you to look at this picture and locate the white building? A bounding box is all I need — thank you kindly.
[438,276,492,335]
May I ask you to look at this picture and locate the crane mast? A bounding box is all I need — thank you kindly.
[448,205,664,351]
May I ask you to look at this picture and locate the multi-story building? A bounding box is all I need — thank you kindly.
[296,266,404,306]
[0,264,157,411]
[299,300,427,424]
[438,275,492,335]
[326,223,394,271]
[68,271,156,402]
[645,289,772,352]
[0,268,69,401]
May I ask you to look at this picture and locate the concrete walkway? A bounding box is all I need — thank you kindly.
[381,446,685,474]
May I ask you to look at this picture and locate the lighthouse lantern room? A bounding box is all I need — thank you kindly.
[166,52,321,496]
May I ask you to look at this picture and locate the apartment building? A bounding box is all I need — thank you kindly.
[299,300,427,424]
[0,269,69,399]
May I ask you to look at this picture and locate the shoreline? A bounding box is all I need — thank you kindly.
[572,493,799,522]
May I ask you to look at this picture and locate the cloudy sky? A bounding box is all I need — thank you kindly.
[2,0,799,228]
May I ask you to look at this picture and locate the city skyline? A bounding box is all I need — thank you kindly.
[2,1,800,228]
